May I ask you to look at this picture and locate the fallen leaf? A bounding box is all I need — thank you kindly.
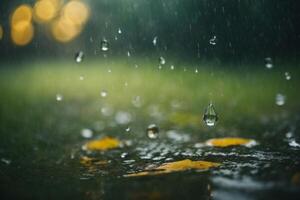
[124,159,220,177]
[205,137,257,147]
[83,137,121,151]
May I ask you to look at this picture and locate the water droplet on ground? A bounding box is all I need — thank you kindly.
[209,35,217,45]
[81,128,93,138]
[75,51,84,63]
[56,94,63,101]
[203,103,218,126]
[101,39,109,51]
[146,124,159,139]
[275,93,286,106]
[100,90,108,98]
[284,72,291,80]
[159,56,166,65]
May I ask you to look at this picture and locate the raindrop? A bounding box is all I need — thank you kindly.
[81,128,93,138]
[264,57,273,69]
[101,105,113,116]
[195,69,199,73]
[146,124,159,139]
[158,65,162,70]
[203,103,218,127]
[153,36,158,46]
[159,56,166,65]
[275,93,286,106]
[75,51,84,63]
[79,75,84,81]
[124,82,128,87]
[1,158,11,165]
[132,96,142,108]
[209,35,217,45]
[125,127,131,132]
[100,90,108,98]
[121,152,128,158]
[170,65,175,70]
[56,94,63,101]
[127,51,131,57]
[108,69,112,73]
[118,28,122,34]
[284,72,291,80]
[101,38,109,51]
[115,111,132,124]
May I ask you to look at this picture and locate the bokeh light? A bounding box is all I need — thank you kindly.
[51,0,90,43]
[10,4,34,46]
[33,0,61,23]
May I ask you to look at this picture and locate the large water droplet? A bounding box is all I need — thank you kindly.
[100,90,108,98]
[265,57,273,69]
[56,94,63,101]
[153,36,158,46]
[159,56,166,65]
[101,39,109,51]
[275,93,286,106]
[146,124,159,139]
[81,128,93,138]
[203,103,218,126]
[209,35,217,45]
[75,51,84,63]
[284,72,291,80]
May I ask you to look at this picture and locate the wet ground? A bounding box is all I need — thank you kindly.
[0,60,300,200]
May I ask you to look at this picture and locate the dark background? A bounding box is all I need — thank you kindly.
[0,0,300,63]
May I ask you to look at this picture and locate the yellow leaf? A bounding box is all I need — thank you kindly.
[205,137,257,147]
[84,137,121,151]
[124,159,220,177]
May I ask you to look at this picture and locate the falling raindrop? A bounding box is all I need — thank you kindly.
[275,93,286,106]
[108,69,112,73]
[146,124,159,139]
[203,103,218,127]
[125,127,131,132]
[158,65,162,70]
[79,75,84,81]
[1,158,11,165]
[209,35,217,45]
[265,57,273,69]
[127,51,131,57]
[75,51,84,63]
[81,128,93,138]
[118,28,122,34]
[153,36,158,46]
[195,69,199,73]
[124,82,128,87]
[134,64,139,68]
[170,65,175,70]
[101,38,109,51]
[159,56,166,65]
[284,72,291,80]
[56,94,63,101]
[132,95,142,108]
[100,90,108,98]
[115,111,132,124]
[101,105,114,116]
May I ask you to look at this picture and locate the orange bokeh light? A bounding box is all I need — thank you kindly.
[33,0,61,23]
